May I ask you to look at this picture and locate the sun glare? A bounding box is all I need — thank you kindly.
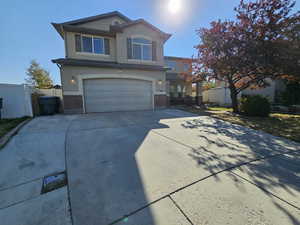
[168,0,181,14]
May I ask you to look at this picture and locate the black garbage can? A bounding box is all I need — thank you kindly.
[39,96,60,115]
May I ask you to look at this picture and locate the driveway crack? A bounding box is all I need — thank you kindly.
[0,194,41,210]
[169,195,194,225]
[64,117,77,225]
[0,177,42,192]
[229,171,300,211]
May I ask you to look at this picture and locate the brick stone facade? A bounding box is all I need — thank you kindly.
[63,95,83,114]
[154,94,169,108]
[63,94,169,114]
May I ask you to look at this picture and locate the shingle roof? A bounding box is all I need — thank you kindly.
[61,24,116,37]
[61,11,131,25]
[51,11,171,41]
[111,19,171,42]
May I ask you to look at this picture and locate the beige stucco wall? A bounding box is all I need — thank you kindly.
[77,16,127,30]
[65,23,165,66]
[116,24,165,66]
[65,31,117,61]
[60,65,166,93]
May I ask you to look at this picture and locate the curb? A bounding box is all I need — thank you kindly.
[0,118,32,149]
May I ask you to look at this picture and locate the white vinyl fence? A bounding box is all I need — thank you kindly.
[35,88,62,100]
[203,82,276,106]
[0,84,33,118]
[242,83,275,102]
[202,87,233,106]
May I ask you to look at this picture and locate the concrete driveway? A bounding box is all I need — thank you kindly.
[0,109,299,225]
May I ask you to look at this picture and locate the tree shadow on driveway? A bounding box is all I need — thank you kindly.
[180,117,300,224]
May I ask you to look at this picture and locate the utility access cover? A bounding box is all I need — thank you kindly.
[41,171,67,194]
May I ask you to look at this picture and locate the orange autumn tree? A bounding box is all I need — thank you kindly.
[194,0,300,113]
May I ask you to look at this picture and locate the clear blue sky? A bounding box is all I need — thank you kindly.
[1,0,299,85]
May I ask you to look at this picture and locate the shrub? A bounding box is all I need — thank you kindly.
[278,82,300,106]
[240,95,270,117]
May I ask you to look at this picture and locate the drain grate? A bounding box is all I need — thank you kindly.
[41,171,67,194]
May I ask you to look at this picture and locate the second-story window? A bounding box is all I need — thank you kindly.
[183,63,190,72]
[82,36,104,54]
[132,38,152,61]
[166,60,176,70]
[75,34,110,55]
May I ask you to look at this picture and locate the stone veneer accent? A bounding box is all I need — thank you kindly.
[63,94,168,113]
[63,95,83,114]
[154,95,169,108]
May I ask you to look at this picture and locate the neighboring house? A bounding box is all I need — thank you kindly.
[202,79,286,106]
[52,11,171,113]
[164,56,194,104]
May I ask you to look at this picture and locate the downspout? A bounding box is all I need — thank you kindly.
[54,62,63,113]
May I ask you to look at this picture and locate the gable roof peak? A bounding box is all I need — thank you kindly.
[113,18,171,42]
[61,11,131,26]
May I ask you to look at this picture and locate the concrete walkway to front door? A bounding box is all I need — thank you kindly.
[0,109,299,225]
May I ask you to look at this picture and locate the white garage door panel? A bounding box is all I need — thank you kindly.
[84,79,153,113]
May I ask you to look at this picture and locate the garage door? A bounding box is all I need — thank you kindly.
[83,78,153,113]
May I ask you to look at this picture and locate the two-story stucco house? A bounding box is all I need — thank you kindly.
[52,11,171,113]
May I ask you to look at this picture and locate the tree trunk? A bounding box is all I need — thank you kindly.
[230,90,239,113]
[228,78,239,113]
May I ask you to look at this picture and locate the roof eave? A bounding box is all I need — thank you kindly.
[51,23,64,39]
[163,33,172,42]
[52,58,169,71]
[164,56,193,61]
[63,25,116,37]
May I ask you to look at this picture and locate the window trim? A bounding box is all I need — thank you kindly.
[131,36,153,61]
[77,34,109,56]
[77,52,110,57]
[92,37,104,54]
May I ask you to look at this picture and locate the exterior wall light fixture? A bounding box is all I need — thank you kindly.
[70,76,76,84]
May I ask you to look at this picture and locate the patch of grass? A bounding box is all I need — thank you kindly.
[0,117,29,138]
[207,107,233,112]
[212,113,300,143]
